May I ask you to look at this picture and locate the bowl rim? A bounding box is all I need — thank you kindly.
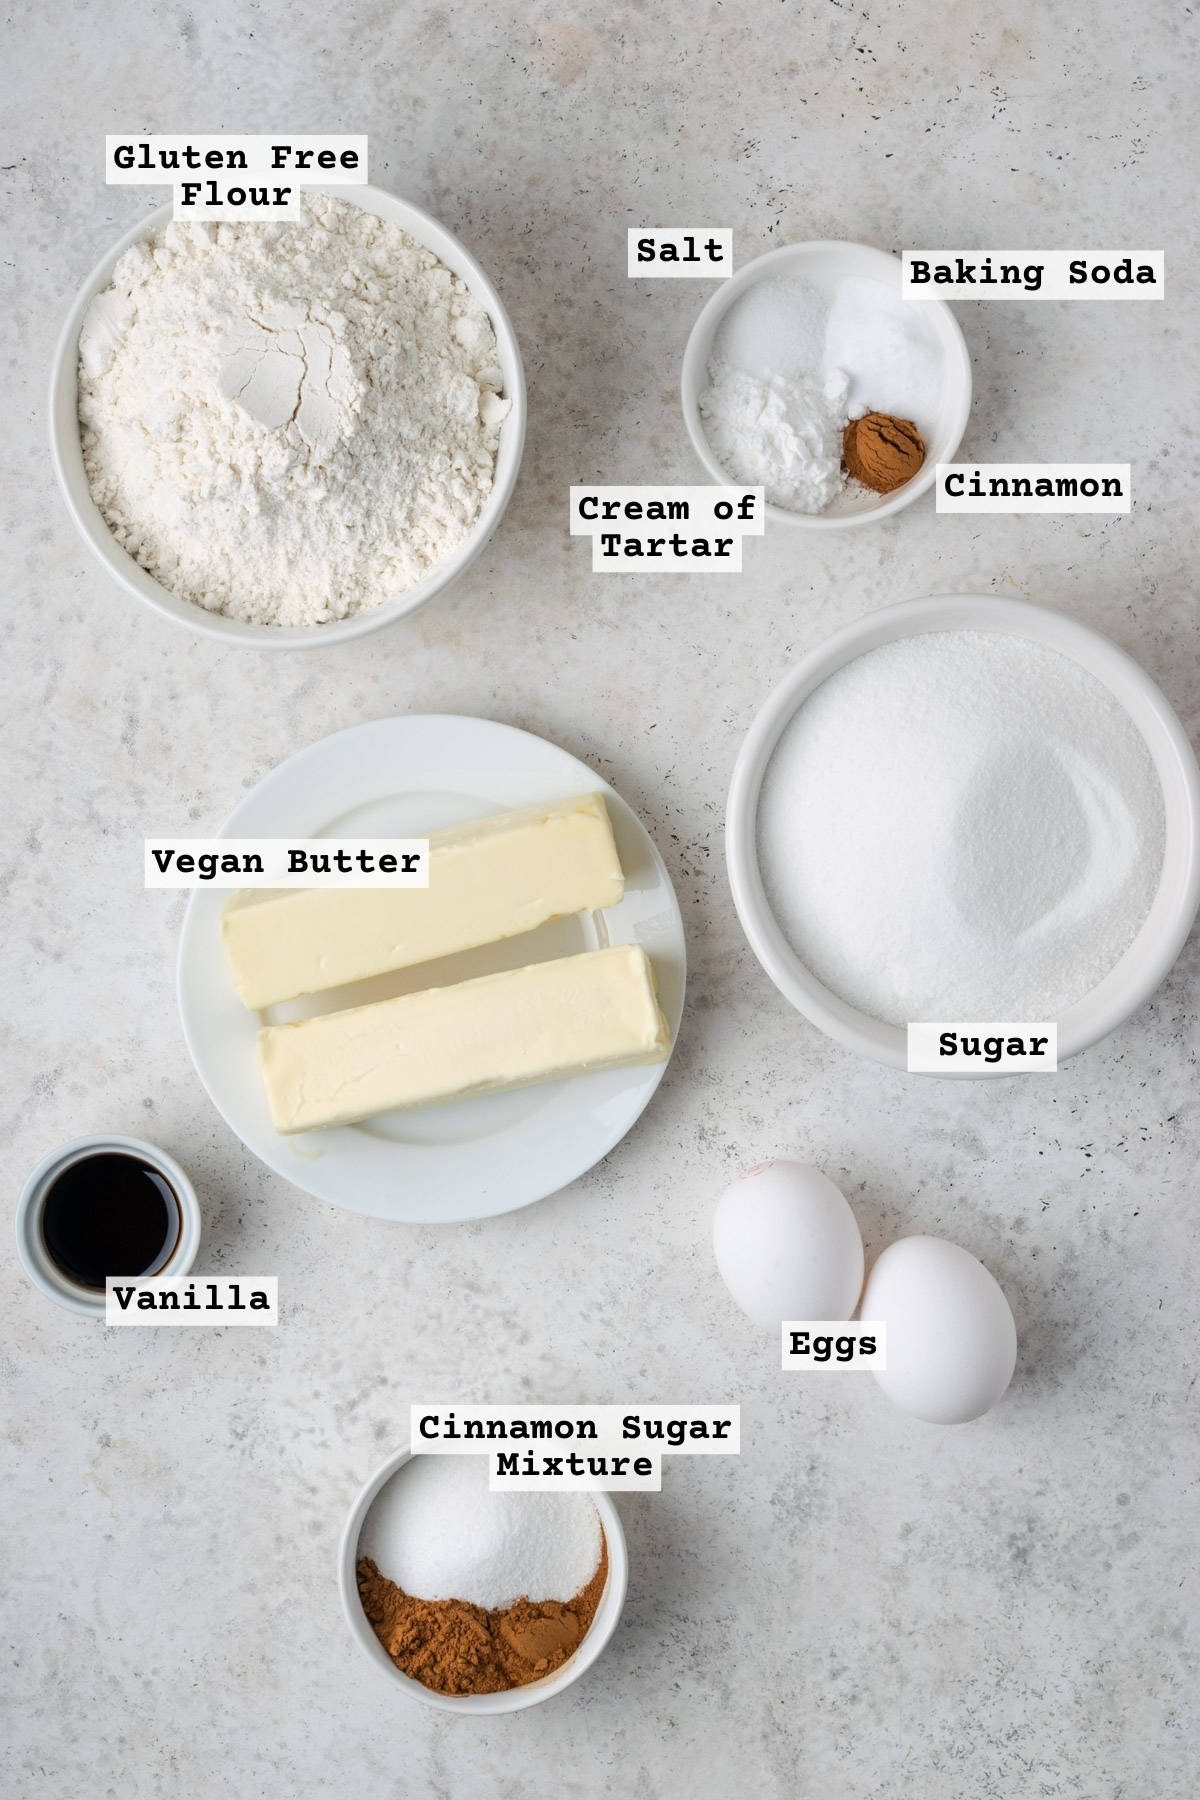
[15,1133,202,1315]
[726,593,1200,1075]
[337,1444,629,1713]
[49,182,527,648]
[680,238,972,530]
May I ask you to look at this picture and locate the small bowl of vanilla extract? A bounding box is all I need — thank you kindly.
[16,1135,201,1316]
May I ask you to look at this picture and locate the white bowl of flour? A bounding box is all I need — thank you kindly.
[681,241,970,528]
[727,596,1200,1074]
[50,186,525,645]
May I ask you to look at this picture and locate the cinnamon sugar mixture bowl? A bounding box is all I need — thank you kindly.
[338,1447,629,1713]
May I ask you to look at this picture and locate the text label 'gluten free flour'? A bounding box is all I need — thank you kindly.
[106,135,367,218]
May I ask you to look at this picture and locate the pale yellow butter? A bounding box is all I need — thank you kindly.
[222,793,624,1010]
[258,944,670,1133]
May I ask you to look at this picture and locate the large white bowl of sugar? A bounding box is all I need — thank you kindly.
[726,595,1200,1074]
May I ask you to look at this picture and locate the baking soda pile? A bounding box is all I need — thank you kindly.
[757,631,1166,1023]
[78,195,510,627]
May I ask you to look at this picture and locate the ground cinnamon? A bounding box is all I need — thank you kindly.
[843,411,925,493]
[356,1538,608,1695]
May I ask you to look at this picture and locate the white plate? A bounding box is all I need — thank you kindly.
[177,716,686,1221]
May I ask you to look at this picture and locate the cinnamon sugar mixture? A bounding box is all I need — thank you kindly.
[357,1538,608,1696]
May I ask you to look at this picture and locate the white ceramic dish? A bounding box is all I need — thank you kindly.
[49,184,526,647]
[15,1134,202,1317]
[681,240,971,529]
[727,595,1200,1074]
[337,1445,628,1713]
[178,714,686,1219]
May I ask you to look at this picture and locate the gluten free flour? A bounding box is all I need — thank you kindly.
[756,632,1166,1024]
[78,196,510,626]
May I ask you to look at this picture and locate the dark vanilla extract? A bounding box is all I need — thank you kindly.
[40,1153,179,1291]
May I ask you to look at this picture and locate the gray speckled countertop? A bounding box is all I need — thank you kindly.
[3,4,1198,1796]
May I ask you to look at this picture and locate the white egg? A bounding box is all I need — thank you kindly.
[861,1235,1017,1424]
[713,1161,864,1329]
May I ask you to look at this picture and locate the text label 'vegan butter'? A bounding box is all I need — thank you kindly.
[146,838,428,889]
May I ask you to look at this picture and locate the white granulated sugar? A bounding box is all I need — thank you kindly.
[359,1455,602,1610]
[78,196,510,627]
[699,274,944,514]
[757,632,1165,1024]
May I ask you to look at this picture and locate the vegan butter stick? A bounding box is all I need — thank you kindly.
[223,794,625,1010]
[258,945,671,1133]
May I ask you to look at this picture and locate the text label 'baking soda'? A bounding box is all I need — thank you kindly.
[144,838,429,889]
[570,486,764,571]
[412,1404,741,1491]
[105,1277,278,1326]
[908,1024,1059,1074]
[106,135,368,220]
[782,1323,887,1370]
[935,465,1130,514]
[902,251,1163,299]
[627,228,733,277]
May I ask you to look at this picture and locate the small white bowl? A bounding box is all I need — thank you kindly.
[338,1446,628,1713]
[726,595,1200,1074]
[49,185,526,647]
[681,240,971,529]
[15,1133,202,1316]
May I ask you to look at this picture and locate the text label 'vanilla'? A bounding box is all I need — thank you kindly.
[105,1277,278,1326]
